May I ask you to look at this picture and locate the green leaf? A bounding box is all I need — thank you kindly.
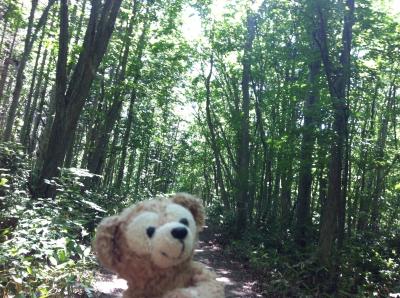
[0,178,8,186]
[11,275,22,284]
[83,246,91,257]
[57,249,67,262]
[49,256,58,266]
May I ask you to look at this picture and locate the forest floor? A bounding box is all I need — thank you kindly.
[91,226,264,297]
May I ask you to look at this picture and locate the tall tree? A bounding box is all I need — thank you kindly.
[33,0,122,198]
[235,11,257,237]
[3,0,55,141]
[295,37,321,246]
[204,54,230,210]
[316,0,355,267]
[85,0,141,185]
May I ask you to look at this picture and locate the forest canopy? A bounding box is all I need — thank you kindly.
[0,0,399,296]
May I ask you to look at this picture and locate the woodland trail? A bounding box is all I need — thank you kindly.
[91,227,263,297]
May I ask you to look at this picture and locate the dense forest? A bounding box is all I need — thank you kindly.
[0,0,399,296]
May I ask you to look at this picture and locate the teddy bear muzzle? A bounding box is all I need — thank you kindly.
[150,222,194,268]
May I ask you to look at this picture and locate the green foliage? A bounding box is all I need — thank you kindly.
[0,144,99,296]
[1,0,399,296]
[215,219,400,297]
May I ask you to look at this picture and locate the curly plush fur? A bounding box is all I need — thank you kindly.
[94,193,224,298]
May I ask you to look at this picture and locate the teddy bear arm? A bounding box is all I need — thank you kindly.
[190,264,224,297]
[162,263,224,298]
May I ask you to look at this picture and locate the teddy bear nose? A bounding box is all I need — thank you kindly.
[171,227,187,239]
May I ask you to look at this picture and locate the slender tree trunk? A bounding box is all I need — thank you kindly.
[0,26,17,135]
[114,89,137,190]
[124,148,137,195]
[20,28,46,146]
[235,12,256,238]
[86,0,141,185]
[253,88,272,223]
[370,83,396,230]
[22,45,49,149]
[0,18,8,55]
[316,0,355,268]
[0,58,11,105]
[338,116,350,248]
[295,42,321,247]
[204,54,230,209]
[103,123,121,188]
[0,28,17,105]
[29,54,53,154]
[3,0,55,141]
[357,84,377,231]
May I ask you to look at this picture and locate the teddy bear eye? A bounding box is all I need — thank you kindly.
[179,218,189,226]
[146,226,155,238]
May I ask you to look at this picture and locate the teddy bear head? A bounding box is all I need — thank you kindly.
[95,193,205,280]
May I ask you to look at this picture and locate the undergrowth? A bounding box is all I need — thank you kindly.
[0,142,106,296]
[207,201,400,297]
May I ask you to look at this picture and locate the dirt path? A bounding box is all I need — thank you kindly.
[92,227,263,297]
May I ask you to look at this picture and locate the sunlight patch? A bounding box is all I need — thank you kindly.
[93,276,128,294]
[216,276,234,285]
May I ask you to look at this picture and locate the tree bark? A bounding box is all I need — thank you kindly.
[3,0,55,141]
[20,27,46,146]
[29,52,53,154]
[33,0,122,198]
[295,40,321,247]
[235,12,256,238]
[316,0,355,267]
[86,0,141,186]
[204,54,230,210]
[370,83,396,230]
[0,27,17,105]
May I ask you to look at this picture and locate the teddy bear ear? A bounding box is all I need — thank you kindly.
[94,215,124,271]
[171,193,205,230]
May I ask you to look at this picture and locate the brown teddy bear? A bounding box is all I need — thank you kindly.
[94,193,225,298]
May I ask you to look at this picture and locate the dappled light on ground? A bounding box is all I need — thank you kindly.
[194,229,263,297]
[92,271,127,297]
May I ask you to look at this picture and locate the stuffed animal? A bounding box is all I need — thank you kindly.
[94,193,224,298]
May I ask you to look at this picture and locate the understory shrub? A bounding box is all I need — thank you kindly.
[0,143,106,296]
[207,200,400,297]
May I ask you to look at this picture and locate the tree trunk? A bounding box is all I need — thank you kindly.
[316,0,355,268]
[0,18,8,55]
[124,148,137,195]
[370,83,396,230]
[356,82,378,231]
[33,0,122,198]
[86,0,141,185]
[235,12,256,238]
[20,28,46,146]
[103,123,121,188]
[114,89,137,190]
[0,27,17,105]
[295,41,321,247]
[29,53,53,154]
[0,29,18,104]
[338,116,350,248]
[204,54,230,209]
[3,0,55,141]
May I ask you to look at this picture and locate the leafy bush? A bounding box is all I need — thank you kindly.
[0,197,96,296]
[207,202,400,297]
[0,143,105,296]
